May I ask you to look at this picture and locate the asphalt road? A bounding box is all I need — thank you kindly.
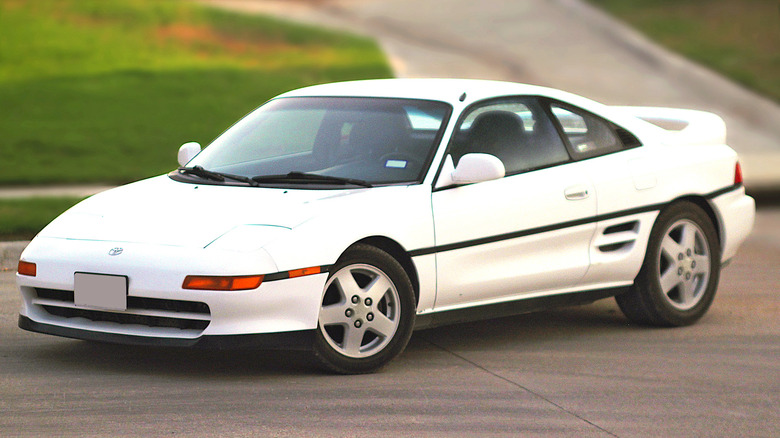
[1,208,777,437]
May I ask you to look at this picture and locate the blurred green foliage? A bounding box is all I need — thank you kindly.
[0,0,391,185]
[0,197,84,240]
[588,0,780,102]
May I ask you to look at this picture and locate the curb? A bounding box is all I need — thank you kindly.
[1,241,28,272]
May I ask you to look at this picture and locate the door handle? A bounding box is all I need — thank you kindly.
[564,185,590,200]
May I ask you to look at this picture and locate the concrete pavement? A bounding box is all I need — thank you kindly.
[0,185,113,200]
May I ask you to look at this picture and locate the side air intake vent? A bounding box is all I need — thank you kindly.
[598,242,633,252]
[604,221,638,235]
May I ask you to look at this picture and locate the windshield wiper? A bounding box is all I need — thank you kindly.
[252,171,373,188]
[178,166,258,186]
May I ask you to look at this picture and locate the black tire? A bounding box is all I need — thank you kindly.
[616,201,721,326]
[313,244,415,374]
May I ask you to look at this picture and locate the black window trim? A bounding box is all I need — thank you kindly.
[541,97,643,162]
[431,95,645,192]
[431,95,575,191]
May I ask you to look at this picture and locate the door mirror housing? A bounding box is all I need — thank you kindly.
[436,153,505,188]
[178,142,201,166]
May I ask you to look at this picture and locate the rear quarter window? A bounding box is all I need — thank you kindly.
[549,103,641,160]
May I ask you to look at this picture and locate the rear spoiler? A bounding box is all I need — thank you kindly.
[613,106,727,146]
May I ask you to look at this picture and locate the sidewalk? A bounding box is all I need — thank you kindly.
[0,185,114,199]
[1,241,28,271]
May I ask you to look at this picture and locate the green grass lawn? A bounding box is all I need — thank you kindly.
[588,0,780,102]
[0,0,391,186]
[0,0,390,239]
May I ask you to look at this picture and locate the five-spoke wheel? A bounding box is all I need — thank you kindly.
[617,202,721,326]
[314,244,415,374]
[319,264,401,358]
[656,219,712,310]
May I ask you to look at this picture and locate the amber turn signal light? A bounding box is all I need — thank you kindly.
[288,266,322,278]
[18,261,37,277]
[182,275,263,291]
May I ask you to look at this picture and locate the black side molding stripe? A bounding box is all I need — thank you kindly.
[411,184,740,257]
[410,203,663,257]
[705,183,742,199]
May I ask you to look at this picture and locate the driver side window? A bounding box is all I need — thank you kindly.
[450,98,570,175]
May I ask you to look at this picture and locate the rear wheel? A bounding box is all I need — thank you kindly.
[617,202,721,326]
[313,244,415,374]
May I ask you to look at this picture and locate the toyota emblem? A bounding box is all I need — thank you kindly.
[108,247,124,256]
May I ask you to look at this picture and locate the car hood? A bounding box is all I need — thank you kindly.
[38,176,362,248]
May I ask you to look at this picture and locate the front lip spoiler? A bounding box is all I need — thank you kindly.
[18,315,315,350]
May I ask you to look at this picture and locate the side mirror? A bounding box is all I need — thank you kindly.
[436,153,505,188]
[177,142,201,166]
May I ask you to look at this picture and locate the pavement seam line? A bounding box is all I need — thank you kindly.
[421,335,621,438]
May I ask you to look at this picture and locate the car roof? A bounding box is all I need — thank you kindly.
[274,78,658,140]
[276,78,589,107]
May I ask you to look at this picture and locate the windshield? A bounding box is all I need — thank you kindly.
[187,97,451,186]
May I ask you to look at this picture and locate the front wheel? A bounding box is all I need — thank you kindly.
[313,244,415,374]
[617,202,721,326]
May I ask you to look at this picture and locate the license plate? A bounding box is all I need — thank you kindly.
[74,273,128,311]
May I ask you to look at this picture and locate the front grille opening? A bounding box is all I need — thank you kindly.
[131,296,209,314]
[37,288,74,301]
[33,288,210,332]
[42,305,209,330]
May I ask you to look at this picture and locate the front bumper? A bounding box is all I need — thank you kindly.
[18,315,316,350]
[19,315,316,350]
[17,237,329,344]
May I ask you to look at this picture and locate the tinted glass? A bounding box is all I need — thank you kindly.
[550,104,623,159]
[190,97,451,185]
[450,98,570,175]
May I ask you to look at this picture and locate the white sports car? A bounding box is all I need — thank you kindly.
[17,79,755,373]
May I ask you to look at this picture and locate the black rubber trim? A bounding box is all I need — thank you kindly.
[414,286,628,330]
[411,184,739,257]
[18,315,315,350]
[704,183,742,199]
[263,265,332,283]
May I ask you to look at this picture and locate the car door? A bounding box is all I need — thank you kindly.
[546,101,657,287]
[430,97,597,310]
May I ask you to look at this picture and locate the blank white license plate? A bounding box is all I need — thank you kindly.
[74,273,128,311]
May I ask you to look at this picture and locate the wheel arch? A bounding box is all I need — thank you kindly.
[666,195,722,249]
[342,236,420,305]
[618,196,723,326]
